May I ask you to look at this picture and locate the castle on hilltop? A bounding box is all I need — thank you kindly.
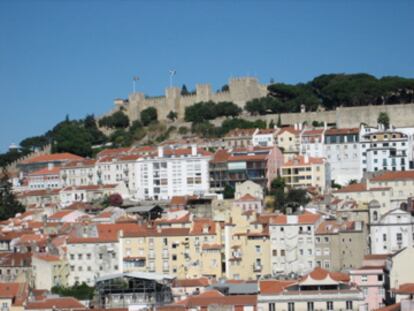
[111,77,268,121]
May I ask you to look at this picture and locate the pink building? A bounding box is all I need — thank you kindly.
[350,254,390,310]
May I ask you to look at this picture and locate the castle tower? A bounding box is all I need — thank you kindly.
[196,84,212,102]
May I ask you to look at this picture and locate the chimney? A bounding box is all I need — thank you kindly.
[304,154,309,164]
[158,146,164,158]
[191,144,197,156]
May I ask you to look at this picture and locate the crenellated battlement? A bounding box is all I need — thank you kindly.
[113,77,268,122]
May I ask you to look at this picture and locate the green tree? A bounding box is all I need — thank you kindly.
[167,110,178,121]
[98,111,129,129]
[140,107,158,126]
[181,84,190,96]
[271,177,286,211]
[221,84,229,92]
[269,120,275,129]
[277,114,282,127]
[51,282,94,300]
[377,112,390,129]
[285,189,310,207]
[223,184,235,199]
[52,121,94,157]
[84,115,107,144]
[0,168,25,221]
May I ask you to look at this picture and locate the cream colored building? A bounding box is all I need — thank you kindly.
[32,253,69,290]
[280,155,330,192]
[224,205,272,280]
[388,247,414,290]
[276,126,301,160]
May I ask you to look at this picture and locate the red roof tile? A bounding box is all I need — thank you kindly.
[370,170,414,182]
[28,167,61,176]
[25,297,84,310]
[21,153,84,164]
[260,280,296,294]
[283,155,324,166]
[0,282,29,305]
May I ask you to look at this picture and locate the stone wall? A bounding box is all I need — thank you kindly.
[114,77,268,122]
[108,76,414,128]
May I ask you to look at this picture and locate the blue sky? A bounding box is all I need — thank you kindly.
[1,0,413,151]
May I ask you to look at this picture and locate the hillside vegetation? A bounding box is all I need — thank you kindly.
[2,73,414,164]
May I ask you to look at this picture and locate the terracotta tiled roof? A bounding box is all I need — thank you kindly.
[259,280,297,294]
[25,297,84,310]
[48,209,76,220]
[373,303,401,311]
[228,154,268,162]
[302,129,324,136]
[278,127,300,136]
[162,290,257,309]
[334,183,367,193]
[62,184,118,191]
[28,167,61,176]
[0,282,29,305]
[190,219,216,235]
[21,153,84,164]
[370,170,414,182]
[62,159,97,168]
[303,267,350,283]
[269,211,321,225]
[393,283,414,295]
[211,149,230,163]
[316,220,355,235]
[283,155,324,166]
[237,194,259,201]
[33,253,61,262]
[325,128,359,135]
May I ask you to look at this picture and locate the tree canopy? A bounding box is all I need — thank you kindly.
[140,107,158,126]
[185,101,241,123]
[0,168,25,221]
[98,111,129,129]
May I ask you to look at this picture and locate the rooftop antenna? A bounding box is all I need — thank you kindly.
[132,76,140,93]
[169,69,176,88]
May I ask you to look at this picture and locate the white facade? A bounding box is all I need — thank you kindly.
[370,209,414,254]
[27,166,61,190]
[360,125,413,173]
[252,129,276,147]
[134,146,211,200]
[269,214,321,275]
[61,160,98,187]
[67,240,121,286]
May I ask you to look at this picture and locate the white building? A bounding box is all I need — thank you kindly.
[60,159,98,187]
[323,128,362,185]
[360,125,413,173]
[134,146,212,201]
[27,165,61,190]
[66,223,138,286]
[252,128,278,147]
[299,128,326,158]
[269,211,322,276]
[370,208,414,254]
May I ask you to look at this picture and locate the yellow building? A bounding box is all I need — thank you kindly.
[224,205,272,280]
[120,213,224,279]
[280,155,330,192]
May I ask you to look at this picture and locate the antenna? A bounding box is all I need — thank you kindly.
[132,76,140,93]
[169,69,176,88]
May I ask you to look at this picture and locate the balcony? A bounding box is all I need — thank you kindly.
[253,263,263,272]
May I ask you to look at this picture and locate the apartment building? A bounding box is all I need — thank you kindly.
[27,165,61,190]
[276,126,301,160]
[370,208,414,254]
[299,128,326,158]
[120,215,223,279]
[223,128,256,148]
[17,153,84,175]
[224,206,272,280]
[323,128,362,184]
[269,211,322,275]
[32,253,69,290]
[350,254,390,310]
[209,146,283,192]
[134,146,212,200]
[252,128,278,147]
[258,267,364,311]
[66,223,141,286]
[315,220,367,271]
[280,155,330,192]
[60,159,98,187]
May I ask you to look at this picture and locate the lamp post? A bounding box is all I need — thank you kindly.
[132,76,139,93]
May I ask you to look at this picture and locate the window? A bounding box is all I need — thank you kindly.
[269,303,276,311]
[362,275,367,282]
[346,301,353,310]
[378,274,383,281]
[307,302,314,311]
[288,302,295,311]
[327,301,333,310]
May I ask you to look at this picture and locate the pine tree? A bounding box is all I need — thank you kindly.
[0,168,25,221]
[277,114,282,127]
